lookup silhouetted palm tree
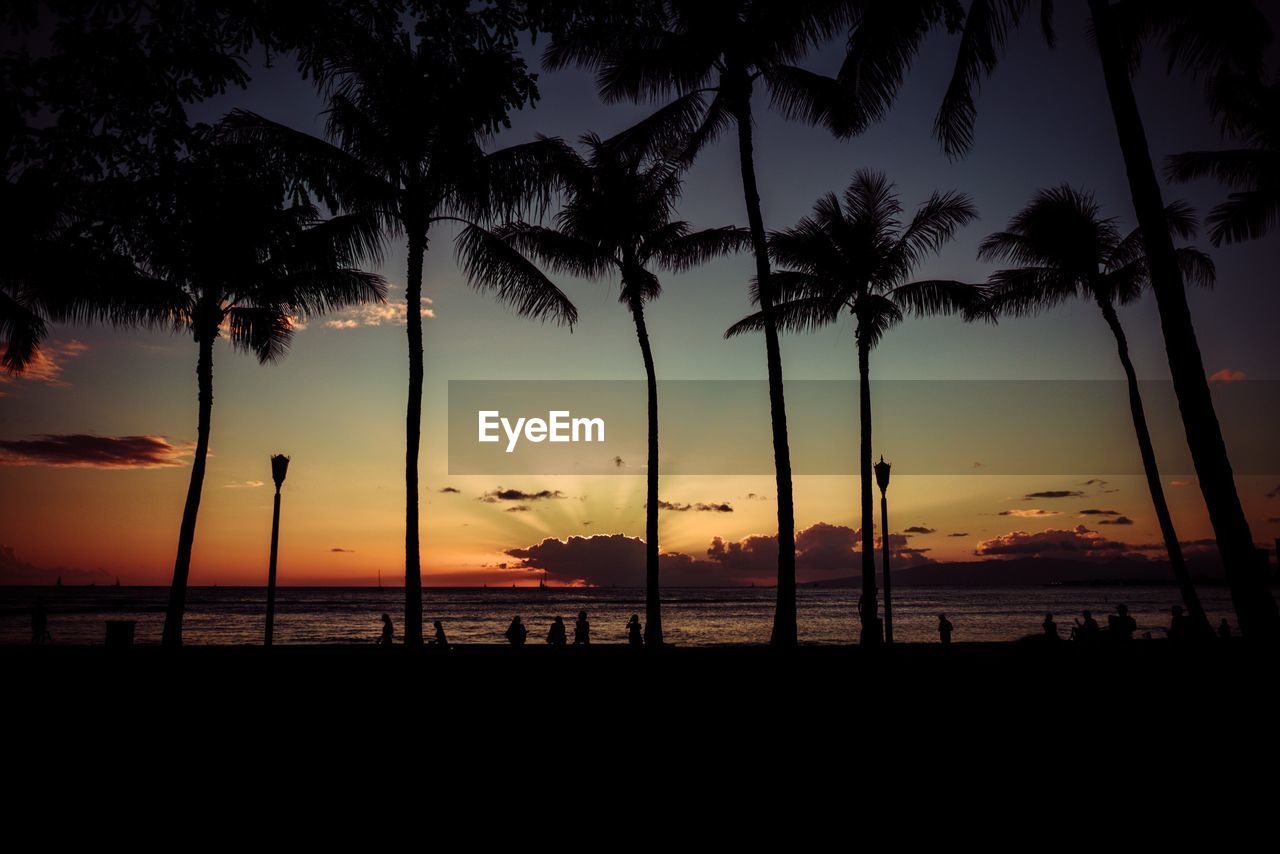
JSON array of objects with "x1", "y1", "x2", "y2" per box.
[
  {"x1": 727, "y1": 170, "x2": 979, "y2": 643},
  {"x1": 227, "y1": 23, "x2": 578, "y2": 647},
  {"x1": 0, "y1": 174, "x2": 146, "y2": 372},
  {"x1": 978, "y1": 186, "x2": 1216, "y2": 636},
  {"x1": 117, "y1": 141, "x2": 386, "y2": 647},
  {"x1": 497, "y1": 122, "x2": 750, "y2": 646},
  {"x1": 1167, "y1": 73, "x2": 1279, "y2": 246},
  {"x1": 547, "y1": 0, "x2": 885, "y2": 646},
  {"x1": 922, "y1": 0, "x2": 1279, "y2": 638}
]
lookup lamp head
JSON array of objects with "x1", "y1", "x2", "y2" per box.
[
  {"x1": 270, "y1": 454, "x2": 290, "y2": 490},
  {"x1": 874, "y1": 455, "x2": 891, "y2": 493}
]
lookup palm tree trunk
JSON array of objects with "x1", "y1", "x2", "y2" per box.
[
  {"x1": 1097, "y1": 295, "x2": 1212, "y2": 636},
  {"x1": 404, "y1": 230, "x2": 426, "y2": 649},
  {"x1": 629, "y1": 296, "x2": 663, "y2": 646},
  {"x1": 161, "y1": 321, "x2": 215, "y2": 648},
  {"x1": 857, "y1": 327, "x2": 879, "y2": 646},
  {"x1": 731, "y1": 95, "x2": 798, "y2": 647},
  {"x1": 1090, "y1": 0, "x2": 1278, "y2": 640}
]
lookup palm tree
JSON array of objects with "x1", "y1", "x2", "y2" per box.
[
  {"x1": 495, "y1": 122, "x2": 750, "y2": 646},
  {"x1": 111, "y1": 141, "x2": 386, "y2": 647},
  {"x1": 916, "y1": 0, "x2": 1279, "y2": 639},
  {"x1": 978, "y1": 186, "x2": 1217, "y2": 637},
  {"x1": 547, "y1": 0, "x2": 884, "y2": 646},
  {"x1": 727, "y1": 170, "x2": 979, "y2": 644},
  {"x1": 227, "y1": 22, "x2": 578, "y2": 647},
  {"x1": 1167, "y1": 73, "x2": 1280, "y2": 246}
]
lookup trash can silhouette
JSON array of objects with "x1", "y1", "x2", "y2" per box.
[{"x1": 105, "y1": 620, "x2": 136, "y2": 649}]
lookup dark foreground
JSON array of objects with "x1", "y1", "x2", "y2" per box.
[{"x1": 8, "y1": 641, "x2": 1279, "y2": 818}]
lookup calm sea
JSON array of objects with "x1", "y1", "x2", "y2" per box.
[{"x1": 0, "y1": 585, "x2": 1243, "y2": 645}]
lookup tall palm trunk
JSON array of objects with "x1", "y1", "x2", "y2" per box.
[
  {"x1": 856, "y1": 324, "x2": 878, "y2": 645},
  {"x1": 404, "y1": 229, "x2": 426, "y2": 649},
  {"x1": 1096, "y1": 295, "x2": 1211, "y2": 636},
  {"x1": 629, "y1": 295, "x2": 663, "y2": 646},
  {"x1": 161, "y1": 319, "x2": 215, "y2": 648},
  {"x1": 1090, "y1": 0, "x2": 1278, "y2": 640},
  {"x1": 731, "y1": 89, "x2": 798, "y2": 647}
]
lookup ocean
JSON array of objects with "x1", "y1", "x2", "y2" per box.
[{"x1": 0, "y1": 584, "x2": 1243, "y2": 645}]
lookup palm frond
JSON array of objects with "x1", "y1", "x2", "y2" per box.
[
  {"x1": 981, "y1": 266, "x2": 1083, "y2": 318},
  {"x1": 1165, "y1": 148, "x2": 1272, "y2": 188},
  {"x1": 1205, "y1": 189, "x2": 1279, "y2": 245},
  {"x1": 890, "y1": 278, "x2": 984, "y2": 317},
  {"x1": 495, "y1": 222, "x2": 615, "y2": 280},
  {"x1": 653, "y1": 225, "x2": 752, "y2": 273},
  {"x1": 225, "y1": 305, "x2": 294, "y2": 364},
  {"x1": 725, "y1": 295, "x2": 842, "y2": 339},
  {"x1": 455, "y1": 224, "x2": 578, "y2": 327}
]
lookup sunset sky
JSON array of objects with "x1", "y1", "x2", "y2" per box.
[{"x1": 2, "y1": 14, "x2": 1278, "y2": 587}]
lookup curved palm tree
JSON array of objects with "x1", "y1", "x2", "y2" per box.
[
  {"x1": 109, "y1": 141, "x2": 386, "y2": 647},
  {"x1": 227, "y1": 23, "x2": 578, "y2": 647},
  {"x1": 913, "y1": 0, "x2": 1279, "y2": 638},
  {"x1": 1167, "y1": 73, "x2": 1279, "y2": 246},
  {"x1": 547, "y1": 0, "x2": 879, "y2": 646},
  {"x1": 978, "y1": 186, "x2": 1216, "y2": 637},
  {"x1": 496, "y1": 124, "x2": 750, "y2": 646},
  {"x1": 727, "y1": 170, "x2": 979, "y2": 644}
]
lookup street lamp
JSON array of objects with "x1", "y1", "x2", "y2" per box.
[
  {"x1": 264, "y1": 454, "x2": 289, "y2": 648},
  {"x1": 874, "y1": 455, "x2": 893, "y2": 645}
]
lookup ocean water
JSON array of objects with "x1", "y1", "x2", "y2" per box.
[{"x1": 0, "y1": 585, "x2": 1244, "y2": 646}]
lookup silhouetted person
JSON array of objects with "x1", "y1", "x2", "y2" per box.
[
  {"x1": 505, "y1": 615, "x2": 527, "y2": 646},
  {"x1": 1218, "y1": 618, "x2": 1232, "y2": 640},
  {"x1": 31, "y1": 601, "x2": 50, "y2": 645},
  {"x1": 574, "y1": 610, "x2": 590, "y2": 645},
  {"x1": 379, "y1": 613, "x2": 394, "y2": 647},
  {"x1": 547, "y1": 616, "x2": 567, "y2": 647},
  {"x1": 433, "y1": 620, "x2": 449, "y2": 650},
  {"x1": 937, "y1": 614, "x2": 953, "y2": 646},
  {"x1": 1073, "y1": 610, "x2": 1100, "y2": 643},
  {"x1": 1108, "y1": 604, "x2": 1137, "y2": 642},
  {"x1": 1042, "y1": 612, "x2": 1059, "y2": 640},
  {"x1": 1168, "y1": 605, "x2": 1191, "y2": 644},
  {"x1": 627, "y1": 614, "x2": 643, "y2": 647}
]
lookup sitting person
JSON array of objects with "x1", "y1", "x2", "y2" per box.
[
  {"x1": 505, "y1": 615, "x2": 528, "y2": 646},
  {"x1": 1107, "y1": 604, "x2": 1137, "y2": 642}
]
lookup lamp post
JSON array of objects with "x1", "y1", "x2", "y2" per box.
[
  {"x1": 874, "y1": 455, "x2": 893, "y2": 645},
  {"x1": 264, "y1": 454, "x2": 289, "y2": 648}
]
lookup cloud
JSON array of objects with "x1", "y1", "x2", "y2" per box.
[
  {"x1": 331, "y1": 547, "x2": 354, "y2": 553},
  {"x1": 1078, "y1": 509, "x2": 1121, "y2": 516},
  {"x1": 325, "y1": 293, "x2": 434, "y2": 329},
  {"x1": 612, "y1": 456, "x2": 625, "y2": 468},
  {"x1": 1268, "y1": 517, "x2": 1280, "y2": 524},
  {"x1": 657, "y1": 500, "x2": 733, "y2": 513},
  {"x1": 0, "y1": 434, "x2": 191, "y2": 468},
  {"x1": 973, "y1": 461, "x2": 986, "y2": 469},
  {"x1": 480, "y1": 487, "x2": 566, "y2": 503},
  {"x1": 903, "y1": 525, "x2": 936, "y2": 535},
  {"x1": 1024, "y1": 490, "x2": 1084, "y2": 500},
  {"x1": 1208, "y1": 368, "x2": 1246, "y2": 383},
  {"x1": 999, "y1": 509, "x2": 1061, "y2": 518},
  {"x1": 742, "y1": 493, "x2": 769, "y2": 501},
  {"x1": 1267, "y1": 485, "x2": 1280, "y2": 499},
  {"x1": 975, "y1": 525, "x2": 1134, "y2": 557},
  {"x1": 1081, "y1": 479, "x2": 1109, "y2": 487},
  {"x1": 948, "y1": 532, "x2": 970, "y2": 537},
  {"x1": 506, "y1": 505, "x2": 530, "y2": 513},
  {"x1": 225, "y1": 480, "x2": 264, "y2": 488},
  {"x1": 439, "y1": 486, "x2": 462, "y2": 494},
  {"x1": 1170, "y1": 480, "x2": 1192, "y2": 488},
  {"x1": 1098, "y1": 516, "x2": 1134, "y2": 525},
  {"x1": 504, "y1": 522, "x2": 934, "y2": 587},
  {"x1": 0, "y1": 340, "x2": 88, "y2": 393},
  {"x1": 505, "y1": 534, "x2": 727, "y2": 587}
]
